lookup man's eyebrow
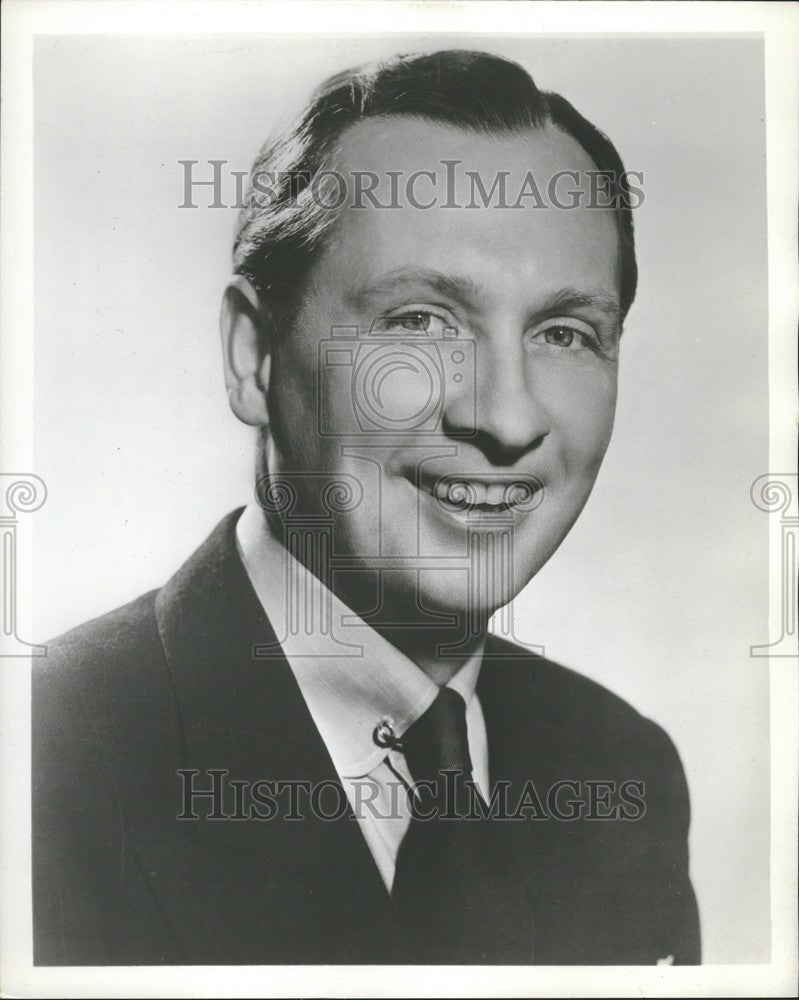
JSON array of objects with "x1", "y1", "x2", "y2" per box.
[
  {"x1": 345, "y1": 267, "x2": 481, "y2": 311},
  {"x1": 345, "y1": 270, "x2": 622, "y2": 323},
  {"x1": 535, "y1": 288, "x2": 622, "y2": 321}
]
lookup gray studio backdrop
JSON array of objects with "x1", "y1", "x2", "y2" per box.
[{"x1": 33, "y1": 34, "x2": 769, "y2": 963}]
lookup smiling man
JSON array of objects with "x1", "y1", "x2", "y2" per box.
[{"x1": 33, "y1": 50, "x2": 700, "y2": 966}]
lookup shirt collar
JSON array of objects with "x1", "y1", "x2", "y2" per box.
[{"x1": 236, "y1": 502, "x2": 485, "y2": 778}]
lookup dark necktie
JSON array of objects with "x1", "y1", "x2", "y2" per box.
[{"x1": 391, "y1": 687, "x2": 535, "y2": 963}]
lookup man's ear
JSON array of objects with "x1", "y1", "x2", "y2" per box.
[{"x1": 219, "y1": 275, "x2": 273, "y2": 427}]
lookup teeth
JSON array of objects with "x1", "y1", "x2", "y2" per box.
[
  {"x1": 449, "y1": 481, "x2": 484, "y2": 506},
  {"x1": 433, "y1": 480, "x2": 452, "y2": 501},
  {"x1": 486, "y1": 483, "x2": 506, "y2": 506},
  {"x1": 431, "y1": 480, "x2": 523, "y2": 509}
]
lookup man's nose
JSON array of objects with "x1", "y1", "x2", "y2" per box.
[{"x1": 443, "y1": 336, "x2": 551, "y2": 463}]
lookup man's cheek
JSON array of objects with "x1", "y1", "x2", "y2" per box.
[
  {"x1": 556, "y1": 407, "x2": 615, "y2": 484},
  {"x1": 579, "y1": 411, "x2": 615, "y2": 471},
  {"x1": 567, "y1": 377, "x2": 617, "y2": 455}
]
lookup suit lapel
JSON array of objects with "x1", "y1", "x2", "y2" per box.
[{"x1": 151, "y1": 511, "x2": 394, "y2": 960}]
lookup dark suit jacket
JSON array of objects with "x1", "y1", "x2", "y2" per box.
[{"x1": 32, "y1": 510, "x2": 700, "y2": 965}]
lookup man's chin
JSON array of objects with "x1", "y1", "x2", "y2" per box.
[
  {"x1": 333, "y1": 548, "x2": 544, "y2": 632},
  {"x1": 413, "y1": 569, "x2": 522, "y2": 625}
]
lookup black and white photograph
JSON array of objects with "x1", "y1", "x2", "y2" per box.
[{"x1": 1, "y1": 1, "x2": 796, "y2": 996}]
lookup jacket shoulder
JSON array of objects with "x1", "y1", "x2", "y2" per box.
[
  {"x1": 34, "y1": 590, "x2": 167, "y2": 711},
  {"x1": 43, "y1": 589, "x2": 160, "y2": 662},
  {"x1": 483, "y1": 636, "x2": 686, "y2": 775},
  {"x1": 32, "y1": 587, "x2": 175, "y2": 791}
]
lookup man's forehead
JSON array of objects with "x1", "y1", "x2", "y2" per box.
[
  {"x1": 333, "y1": 114, "x2": 601, "y2": 186},
  {"x1": 314, "y1": 115, "x2": 622, "y2": 311}
]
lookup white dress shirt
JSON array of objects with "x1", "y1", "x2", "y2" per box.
[{"x1": 236, "y1": 502, "x2": 488, "y2": 891}]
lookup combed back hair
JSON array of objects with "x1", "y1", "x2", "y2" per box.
[{"x1": 233, "y1": 49, "x2": 638, "y2": 325}]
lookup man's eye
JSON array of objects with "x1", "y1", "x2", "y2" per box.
[
  {"x1": 377, "y1": 311, "x2": 451, "y2": 336},
  {"x1": 543, "y1": 326, "x2": 577, "y2": 347},
  {"x1": 530, "y1": 319, "x2": 596, "y2": 351},
  {"x1": 392, "y1": 312, "x2": 431, "y2": 332}
]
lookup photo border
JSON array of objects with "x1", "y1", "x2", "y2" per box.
[{"x1": 1, "y1": 2, "x2": 796, "y2": 997}]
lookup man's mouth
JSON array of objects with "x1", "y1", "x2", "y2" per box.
[{"x1": 412, "y1": 473, "x2": 544, "y2": 514}]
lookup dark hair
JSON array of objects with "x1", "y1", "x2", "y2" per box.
[{"x1": 233, "y1": 49, "x2": 638, "y2": 323}]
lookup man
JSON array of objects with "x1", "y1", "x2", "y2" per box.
[{"x1": 32, "y1": 50, "x2": 700, "y2": 965}]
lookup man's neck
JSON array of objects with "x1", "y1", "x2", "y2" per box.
[
  {"x1": 320, "y1": 572, "x2": 487, "y2": 684},
  {"x1": 262, "y1": 508, "x2": 487, "y2": 684},
  {"x1": 362, "y1": 620, "x2": 486, "y2": 686}
]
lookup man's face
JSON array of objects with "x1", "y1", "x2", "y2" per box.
[{"x1": 263, "y1": 117, "x2": 622, "y2": 623}]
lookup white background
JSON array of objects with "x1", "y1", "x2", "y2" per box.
[{"x1": 31, "y1": 32, "x2": 770, "y2": 966}]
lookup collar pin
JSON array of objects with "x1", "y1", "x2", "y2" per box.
[{"x1": 373, "y1": 716, "x2": 404, "y2": 752}]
